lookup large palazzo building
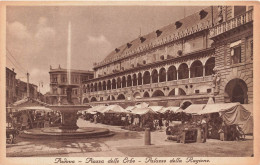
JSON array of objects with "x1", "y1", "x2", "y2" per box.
[{"x1": 82, "y1": 6, "x2": 253, "y2": 108}]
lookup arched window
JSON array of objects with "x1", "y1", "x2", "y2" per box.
[
  {"x1": 94, "y1": 83, "x2": 97, "y2": 92},
  {"x1": 159, "y1": 68, "x2": 166, "y2": 82},
  {"x1": 143, "y1": 91, "x2": 150, "y2": 97},
  {"x1": 90, "y1": 97, "x2": 97, "y2": 102},
  {"x1": 167, "y1": 66, "x2": 177, "y2": 81},
  {"x1": 98, "y1": 82, "x2": 102, "y2": 91},
  {"x1": 117, "y1": 77, "x2": 121, "y2": 88},
  {"x1": 112, "y1": 79, "x2": 116, "y2": 89},
  {"x1": 190, "y1": 60, "x2": 203, "y2": 78},
  {"x1": 152, "y1": 69, "x2": 158, "y2": 83},
  {"x1": 178, "y1": 63, "x2": 189, "y2": 79},
  {"x1": 138, "y1": 73, "x2": 142, "y2": 85},
  {"x1": 83, "y1": 98, "x2": 89, "y2": 103},
  {"x1": 133, "y1": 74, "x2": 137, "y2": 86},
  {"x1": 179, "y1": 88, "x2": 186, "y2": 95},
  {"x1": 127, "y1": 75, "x2": 132, "y2": 87},
  {"x1": 152, "y1": 90, "x2": 165, "y2": 97},
  {"x1": 107, "y1": 80, "x2": 111, "y2": 90},
  {"x1": 143, "y1": 71, "x2": 150, "y2": 84},
  {"x1": 117, "y1": 94, "x2": 126, "y2": 100},
  {"x1": 205, "y1": 57, "x2": 215, "y2": 76},
  {"x1": 86, "y1": 84, "x2": 90, "y2": 92},
  {"x1": 102, "y1": 81, "x2": 106, "y2": 90},
  {"x1": 90, "y1": 83, "x2": 94, "y2": 92},
  {"x1": 122, "y1": 76, "x2": 126, "y2": 88},
  {"x1": 168, "y1": 89, "x2": 175, "y2": 96}
]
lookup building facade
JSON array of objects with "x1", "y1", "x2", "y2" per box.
[
  {"x1": 82, "y1": 6, "x2": 253, "y2": 108},
  {"x1": 6, "y1": 67, "x2": 17, "y2": 106},
  {"x1": 15, "y1": 79, "x2": 38, "y2": 101},
  {"x1": 46, "y1": 65, "x2": 94, "y2": 105}
]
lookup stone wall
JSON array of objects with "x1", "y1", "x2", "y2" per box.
[{"x1": 213, "y1": 27, "x2": 253, "y2": 104}]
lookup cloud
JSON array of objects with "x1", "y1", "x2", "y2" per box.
[
  {"x1": 88, "y1": 35, "x2": 108, "y2": 44},
  {"x1": 7, "y1": 17, "x2": 56, "y2": 94},
  {"x1": 7, "y1": 21, "x2": 32, "y2": 40}
]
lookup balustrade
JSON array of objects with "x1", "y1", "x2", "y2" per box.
[{"x1": 209, "y1": 10, "x2": 253, "y2": 38}]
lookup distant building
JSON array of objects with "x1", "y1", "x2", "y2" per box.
[
  {"x1": 46, "y1": 65, "x2": 94, "y2": 105},
  {"x1": 82, "y1": 6, "x2": 253, "y2": 108},
  {"x1": 6, "y1": 67, "x2": 16, "y2": 106},
  {"x1": 15, "y1": 79, "x2": 38, "y2": 100}
]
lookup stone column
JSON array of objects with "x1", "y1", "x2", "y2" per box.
[
  {"x1": 176, "y1": 70, "x2": 179, "y2": 80},
  {"x1": 203, "y1": 66, "x2": 205, "y2": 77},
  {"x1": 188, "y1": 68, "x2": 191, "y2": 78}
]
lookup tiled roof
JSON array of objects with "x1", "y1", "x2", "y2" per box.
[{"x1": 96, "y1": 6, "x2": 218, "y2": 68}]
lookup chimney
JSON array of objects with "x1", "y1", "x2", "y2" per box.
[
  {"x1": 156, "y1": 30, "x2": 162, "y2": 37},
  {"x1": 140, "y1": 37, "x2": 146, "y2": 43},
  {"x1": 175, "y1": 21, "x2": 182, "y2": 29},
  {"x1": 127, "y1": 43, "x2": 132, "y2": 48},
  {"x1": 115, "y1": 48, "x2": 120, "y2": 53}
]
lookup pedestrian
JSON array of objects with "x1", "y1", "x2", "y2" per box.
[
  {"x1": 201, "y1": 115, "x2": 208, "y2": 142},
  {"x1": 159, "y1": 116, "x2": 163, "y2": 129},
  {"x1": 94, "y1": 114, "x2": 97, "y2": 124},
  {"x1": 21, "y1": 111, "x2": 29, "y2": 130}
]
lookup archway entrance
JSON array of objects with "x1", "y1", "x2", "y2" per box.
[{"x1": 225, "y1": 78, "x2": 248, "y2": 104}]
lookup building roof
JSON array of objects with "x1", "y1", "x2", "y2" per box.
[
  {"x1": 95, "y1": 6, "x2": 218, "y2": 68},
  {"x1": 49, "y1": 66, "x2": 94, "y2": 74},
  {"x1": 6, "y1": 67, "x2": 16, "y2": 75}
]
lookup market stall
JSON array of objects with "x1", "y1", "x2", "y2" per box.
[{"x1": 198, "y1": 102, "x2": 253, "y2": 139}]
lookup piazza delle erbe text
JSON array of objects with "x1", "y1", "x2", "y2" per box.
[{"x1": 5, "y1": 5, "x2": 254, "y2": 160}]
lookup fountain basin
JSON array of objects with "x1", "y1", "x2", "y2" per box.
[
  {"x1": 19, "y1": 127, "x2": 114, "y2": 139},
  {"x1": 47, "y1": 105, "x2": 90, "y2": 130}
]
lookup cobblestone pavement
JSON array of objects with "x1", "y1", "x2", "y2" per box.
[{"x1": 6, "y1": 118, "x2": 253, "y2": 157}]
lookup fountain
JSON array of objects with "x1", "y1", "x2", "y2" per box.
[{"x1": 20, "y1": 22, "x2": 113, "y2": 139}]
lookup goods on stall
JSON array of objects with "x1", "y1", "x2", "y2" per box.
[{"x1": 166, "y1": 122, "x2": 200, "y2": 143}]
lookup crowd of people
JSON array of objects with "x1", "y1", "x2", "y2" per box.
[
  {"x1": 6, "y1": 110, "x2": 62, "y2": 130},
  {"x1": 80, "y1": 111, "x2": 193, "y2": 131},
  {"x1": 6, "y1": 106, "x2": 245, "y2": 142}
]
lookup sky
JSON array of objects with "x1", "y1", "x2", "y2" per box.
[{"x1": 6, "y1": 5, "x2": 207, "y2": 94}]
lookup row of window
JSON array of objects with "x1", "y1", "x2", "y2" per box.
[{"x1": 85, "y1": 58, "x2": 215, "y2": 92}]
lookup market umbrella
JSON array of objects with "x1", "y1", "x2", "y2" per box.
[
  {"x1": 103, "y1": 105, "x2": 128, "y2": 113},
  {"x1": 82, "y1": 105, "x2": 107, "y2": 113},
  {"x1": 183, "y1": 104, "x2": 206, "y2": 115},
  {"x1": 160, "y1": 106, "x2": 181, "y2": 113},
  {"x1": 135, "y1": 102, "x2": 149, "y2": 108},
  {"x1": 125, "y1": 106, "x2": 135, "y2": 112},
  {"x1": 130, "y1": 107, "x2": 157, "y2": 115},
  {"x1": 16, "y1": 106, "x2": 53, "y2": 113},
  {"x1": 149, "y1": 106, "x2": 164, "y2": 113},
  {"x1": 198, "y1": 102, "x2": 239, "y2": 115}
]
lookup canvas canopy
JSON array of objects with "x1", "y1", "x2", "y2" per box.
[
  {"x1": 130, "y1": 107, "x2": 156, "y2": 115},
  {"x1": 102, "y1": 105, "x2": 127, "y2": 113},
  {"x1": 16, "y1": 106, "x2": 53, "y2": 113},
  {"x1": 149, "y1": 106, "x2": 164, "y2": 112},
  {"x1": 12, "y1": 97, "x2": 49, "y2": 107},
  {"x1": 135, "y1": 102, "x2": 149, "y2": 109},
  {"x1": 198, "y1": 102, "x2": 239, "y2": 115},
  {"x1": 199, "y1": 103, "x2": 253, "y2": 134},
  {"x1": 125, "y1": 106, "x2": 135, "y2": 112},
  {"x1": 159, "y1": 106, "x2": 181, "y2": 113},
  {"x1": 81, "y1": 105, "x2": 107, "y2": 114},
  {"x1": 183, "y1": 104, "x2": 206, "y2": 114},
  {"x1": 242, "y1": 104, "x2": 253, "y2": 116},
  {"x1": 219, "y1": 104, "x2": 252, "y2": 134}
]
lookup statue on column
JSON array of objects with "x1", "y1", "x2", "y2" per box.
[{"x1": 212, "y1": 67, "x2": 221, "y2": 95}]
